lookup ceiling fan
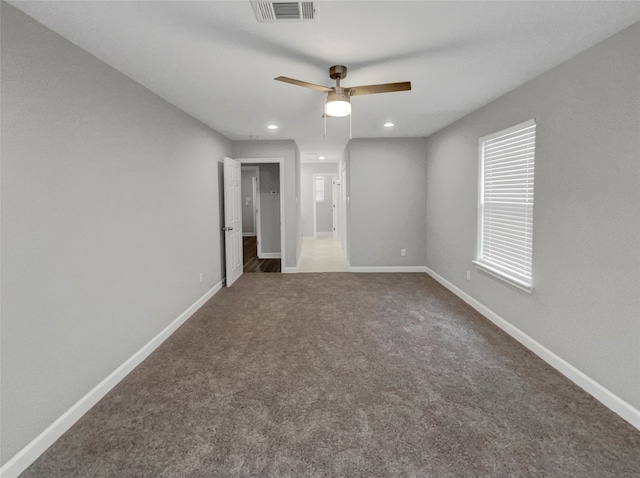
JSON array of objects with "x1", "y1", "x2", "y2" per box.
[{"x1": 275, "y1": 65, "x2": 411, "y2": 117}]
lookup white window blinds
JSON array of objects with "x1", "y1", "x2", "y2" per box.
[{"x1": 476, "y1": 119, "x2": 536, "y2": 290}]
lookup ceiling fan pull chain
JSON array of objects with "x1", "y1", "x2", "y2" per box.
[
  {"x1": 324, "y1": 114, "x2": 327, "y2": 140},
  {"x1": 349, "y1": 111, "x2": 352, "y2": 140}
]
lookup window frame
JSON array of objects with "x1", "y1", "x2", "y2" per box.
[{"x1": 474, "y1": 118, "x2": 536, "y2": 293}]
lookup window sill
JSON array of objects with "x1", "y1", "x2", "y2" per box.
[{"x1": 472, "y1": 261, "x2": 533, "y2": 294}]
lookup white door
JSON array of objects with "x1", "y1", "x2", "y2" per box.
[
  {"x1": 332, "y1": 178, "x2": 338, "y2": 240},
  {"x1": 224, "y1": 157, "x2": 243, "y2": 286}
]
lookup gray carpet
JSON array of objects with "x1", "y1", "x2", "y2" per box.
[{"x1": 21, "y1": 273, "x2": 640, "y2": 477}]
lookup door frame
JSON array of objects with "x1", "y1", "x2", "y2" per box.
[
  {"x1": 313, "y1": 173, "x2": 336, "y2": 238},
  {"x1": 238, "y1": 158, "x2": 285, "y2": 267},
  {"x1": 253, "y1": 175, "x2": 262, "y2": 257}
]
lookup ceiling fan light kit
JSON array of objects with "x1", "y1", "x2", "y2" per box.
[
  {"x1": 324, "y1": 87, "x2": 351, "y2": 117},
  {"x1": 275, "y1": 64, "x2": 411, "y2": 119}
]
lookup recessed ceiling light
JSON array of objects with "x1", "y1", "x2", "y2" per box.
[
  {"x1": 267, "y1": 124, "x2": 279, "y2": 130},
  {"x1": 384, "y1": 122, "x2": 395, "y2": 128},
  {"x1": 319, "y1": 156, "x2": 326, "y2": 160},
  {"x1": 249, "y1": 135, "x2": 259, "y2": 139}
]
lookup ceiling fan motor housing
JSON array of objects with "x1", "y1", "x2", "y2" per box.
[{"x1": 329, "y1": 65, "x2": 348, "y2": 80}]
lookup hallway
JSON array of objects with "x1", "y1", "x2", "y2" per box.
[{"x1": 298, "y1": 236, "x2": 349, "y2": 272}]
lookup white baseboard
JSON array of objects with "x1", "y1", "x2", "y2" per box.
[
  {"x1": 258, "y1": 252, "x2": 281, "y2": 259},
  {"x1": 424, "y1": 266, "x2": 640, "y2": 432},
  {"x1": 242, "y1": 233, "x2": 256, "y2": 237},
  {"x1": 316, "y1": 232, "x2": 332, "y2": 236},
  {"x1": 349, "y1": 266, "x2": 426, "y2": 273},
  {"x1": 0, "y1": 281, "x2": 224, "y2": 478}
]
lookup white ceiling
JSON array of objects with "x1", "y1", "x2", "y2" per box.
[{"x1": 10, "y1": 1, "x2": 640, "y2": 162}]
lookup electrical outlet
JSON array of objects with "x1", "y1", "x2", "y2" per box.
[
  {"x1": 466, "y1": 270, "x2": 471, "y2": 281},
  {"x1": 401, "y1": 249, "x2": 407, "y2": 257},
  {"x1": 199, "y1": 272, "x2": 203, "y2": 284}
]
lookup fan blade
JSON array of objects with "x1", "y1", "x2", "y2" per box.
[
  {"x1": 347, "y1": 82, "x2": 411, "y2": 96},
  {"x1": 274, "y1": 76, "x2": 333, "y2": 93}
]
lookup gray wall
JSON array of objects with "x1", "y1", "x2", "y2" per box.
[
  {"x1": 241, "y1": 168, "x2": 257, "y2": 234},
  {"x1": 425, "y1": 23, "x2": 640, "y2": 410},
  {"x1": 1, "y1": 3, "x2": 233, "y2": 465},
  {"x1": 232, "y1": 140, "x2": 300, "y2": 269},
  {"x1": 348, "y1": 138, "x2": 428, "y2": 267},
  {"x1": 300, "y1": 163, "x2": 338, "y2": 237}
]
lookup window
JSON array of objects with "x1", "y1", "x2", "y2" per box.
[
  {"x1": 315, "y1": 176, "x2": 325, "y2": 203},
  {"x1": 475, "y1": 119, "x2": 536, "y2": 292}
]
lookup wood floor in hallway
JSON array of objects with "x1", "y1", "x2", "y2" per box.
[{"x1": 243, "y1": 236, "x2": 281, "y2": 273}]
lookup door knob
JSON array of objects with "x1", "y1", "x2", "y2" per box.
[{"x1": 222, "y1": 226, "x2": 233, "y2": 231}]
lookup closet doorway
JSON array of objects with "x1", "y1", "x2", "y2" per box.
[{"x1": 240, "y1": 162, "x2": 282, "y2": 273}]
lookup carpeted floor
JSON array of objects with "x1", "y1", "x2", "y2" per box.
[{"x1": 21, "y1": 273, "x2": 640, "y2": 477}]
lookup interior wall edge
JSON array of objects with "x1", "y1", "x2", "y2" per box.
[
  {"x1": 424, "y1": 267, "x2": 640, "y2": 432},
  {"x1": 0, "y1": 281, "x2": 224, "y2": 478}
]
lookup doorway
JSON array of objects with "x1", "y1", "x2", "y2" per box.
[
  {"x1": 299, "y1": 169, "x2": 348, "y2": 272},
  {"x1": 239, "y1": 160, "x2": 283, "y2": 273},
  {"x1": 313, "y1": 174, "x2": 337, "y2": 238}
]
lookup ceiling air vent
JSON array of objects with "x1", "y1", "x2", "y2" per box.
[{"x1": 251, "y1": 2, "x2": 318, "y2": 22}]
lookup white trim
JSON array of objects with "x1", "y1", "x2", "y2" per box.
[
  {"x1": 253, "y1": 175, "x2": 261, "y2": 256},
  {"x1": 349, "y1": 266, "x2": 426, "y2": 273},
  {"x1": 424, "y1": 266, "x2": 640, "y2": 432},
  {"x1": 316, "y1": 232, "x2": 332, "y2": 236},
  {"x1": 0, "y1": 281, "x2": 224, "y2": 478},
  {"x1": 238, "y1": 158, "x2": 285, "y2": 271},
  {"x1": 478, "y1": 118, "x2": 536, "y2": 144},
  {"x1": 242, "y1": 233, "x2": 257, "y2": 237},
  {"x1": 473, "y1": 261, "x2": 533, "y2": 293},
  {"x1": 258, "y1": 252, "x2": 281, "y2": 259}
]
